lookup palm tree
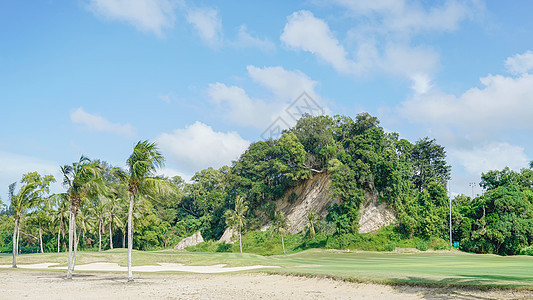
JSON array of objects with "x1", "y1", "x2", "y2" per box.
[
  {"x1": 225, "y1": 195, "x2": 248, "y2": 254},
  {"x1": 89, "y1": 196, "x2": 108, "y2": 252},
  {"x1": 50, "y1": 193, "x2": 70, "y2": 253},
  {"x1": 306, "y1": 210, "x2": 319, "y2": 241},
  {"x1": 272, "y1": 211, "x2": 289, "y2": 254},
  {"x1": 106, "y1": 194, "x2": 124, "y2": 250},
  {"x1": 122, "y1": 140, "x2": 170, "y2": 282},
  {"x1": 61, "y1": 156, "x2": 103, "y2": 279},
  {"x1": 9, "y1": 172, "x2": 53, "y2": 267}
]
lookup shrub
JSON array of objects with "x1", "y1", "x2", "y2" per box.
[
  {"x1": 520, "y1": 245, "x2": 533, "y2": 256},
  {"x1": 415, "y1": 239, "x2": 428, "y2": 251}
]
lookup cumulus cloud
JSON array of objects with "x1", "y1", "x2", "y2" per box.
[
  {"x1": 282, "y1": 2, "x2": 474, "y2": 91},
  {"x1": 186, "y1": 7, "x2": 222, "y2": 47},
  {"x1": 505, "y1": 50, "x2": 533, "y2": 75},
  {"x1": 208, "y1": 65, "x2": 327, "y2": 130},
  {"x1": 449, "y1": 143, "x2": 530, "y2": 175},
  {"x1": 70, "y1": 108, "x2": 135, "y2": 137},
  {"x1": 156, "y1": 122, "x2": 250, "y2": 174},
  {"x1": 87, "y1": 0, "x2": 177, "y2": 37},
  {"x1": 281, "y1": 11, "x2": 360, "y2": 75},
  {"x1": 399, "y1": 73, "x2": 533, "y2": 130}
]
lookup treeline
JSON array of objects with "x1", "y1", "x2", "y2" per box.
[{"x1": 1, "y1": 114, "x2": 532, "y2": 257}]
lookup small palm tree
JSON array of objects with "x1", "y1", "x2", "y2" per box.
[
  {"x1": 272, "y1": 211, "x2": 289, "y2": 254},
  {"x1": 61, "y1": 156, "x2": 103, "y2": 279},
  {"x1": 121, "y1": 140, "x2": 171, "y2": 282},
  {"x1": 225, "y1": 196, "x2": 248, "y2": 254},
  {"x1": 306, "y1": 210, "x2": 319, "y2": 241}
]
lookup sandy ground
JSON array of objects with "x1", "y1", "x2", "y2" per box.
[{"x1": 1, "y1": 269, "x2": 531, "y2": 300}]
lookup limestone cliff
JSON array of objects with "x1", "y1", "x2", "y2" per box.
[
  {"x1": 273, "y1": 172, "x2": 338, "y2": 234},
  {"x1": 357, "y1": 188, "x2": 396, "y2": 233}
]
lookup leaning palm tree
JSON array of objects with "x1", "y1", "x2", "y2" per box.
[
  {"x1": 272, "y1": 211, "x2": 289, "y2": 254},
  {"x1": 61, "y1": 156, "x2": 103, "y2": 279},
  {"x1": 121, "y1": 140, "x2": 171, "y2": 282},
  {"x1": 225, "y1": 195, "x2": 248, "y2": 254}
]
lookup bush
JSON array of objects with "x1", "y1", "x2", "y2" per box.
[
  {"x1": 382, "y1": 242, "x2": 396, "y2": 251},
  {"x1": 520, "y1": 245, "x2": 533, "y2": 256},
  {"x1": 415, "y1": 239, "x2": 428, "y2": 251}
]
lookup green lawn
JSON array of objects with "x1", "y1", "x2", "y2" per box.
[{"x1": 1, "y1": 249, "x2": 532, "y2": 289}]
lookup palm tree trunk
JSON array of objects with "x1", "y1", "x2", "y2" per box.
[
  {"x1": 127, "y1": 192, "x2": 134, "y2": 282},
  {"x1": 109, "y1": 221, "x2": 113, "y2": 249},
  {"x1": 39, "y1": 223, "x2": 43, "y2": 253},
  {"x1": 16, "y1": 227, "x2": 20, "y2": 256},
  {"x1": 281, "y1": 234, "x2": 285, "y2": 254},
  {"x1": 12, "y1": 217, "x2": 18, "y2": 268},
  {"x1": 239, "y1": 222, "x2": 242, "y2": 254},
  {"x1": 57, "y1": 226, "x2": 61, "y2": 253},
  {"x1": 67, "y1": 210, "x2": 75, "y2": 279},
  {"x1": 73, "y1": 227, "x2": 78, "y2": 271},
  {"x1": 98, "y1": 220, "x2": 102, "y2": 252}
]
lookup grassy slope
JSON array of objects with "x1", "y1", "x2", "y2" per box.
[{"x1": 1, "y1": 249, "x2": 532, "y2": 289}]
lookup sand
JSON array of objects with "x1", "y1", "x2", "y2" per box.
[{"x1": 1, "y1": 269, "x2": 531, "y2": 300}]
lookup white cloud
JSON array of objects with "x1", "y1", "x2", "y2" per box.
[
  {"x1": 208, "y1": 65, "x2": 327, "y2": 130},
  {"x1": 281, "y1": 10, "x2": 360, "y2": 75},
  {"x1": 87, "y1": 0, "x2": 177, "y2": 37},
  {"x1": 156, "y1": 122, "x2": 250, "y2": 174},
  {"x1": 330, "y1": 0, "x2": 471, "y2": 34},
  {"x1": 449, "y1": 143, "x2": 529, "y2": 176},
  {"x1": 505, "y1": 50, "x2": 533, "y2": 75},
  {"x1": 186, "y1": 7, "x2": 222, "y2": 47},
  {"x1": 70, "y1": 108, "x2": 135, "y2": 137},
  {"x1": 233, "y1": 25, "x2": 275, "y2": 52},
  {"x1": 399, "y1": 73, "x2": 533, "y2": 131}
]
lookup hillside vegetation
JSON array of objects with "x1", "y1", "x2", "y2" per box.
[{"x1": 1, "y1": 113, "x2": 532, "y2": 256}]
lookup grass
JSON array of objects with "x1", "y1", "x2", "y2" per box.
[{"x1": 1, "y1": 248, "x2": 532, "y2": 289}]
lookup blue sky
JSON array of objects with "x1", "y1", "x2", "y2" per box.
[{"x1": 1, "y1": 0, "x2": 533, "y2": 200}]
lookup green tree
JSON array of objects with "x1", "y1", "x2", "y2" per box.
[
  {"x1": 411, "y1": 137, "x2": 451, "y2": 191},
  {"x1": 306, "y1": 210, "x2": 319, "y2": 241},
  {"x1": 61, "y1": 156, "x2": 103, "y2": 279},
  {"x1": 225, "y1": 196, "x2": 248, "y2": 253}
]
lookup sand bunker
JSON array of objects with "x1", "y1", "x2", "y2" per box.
[{"x1": 0, "y1": 262, "x2": 279, "y2": 273}]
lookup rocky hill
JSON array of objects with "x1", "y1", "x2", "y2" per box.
[{"x1": 269, "y1": 173, "x2": 395, "y2": 234}]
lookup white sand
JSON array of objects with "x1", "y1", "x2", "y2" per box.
[{"x1": 0, "y1": 262, "x2": 279, "y2": 273}]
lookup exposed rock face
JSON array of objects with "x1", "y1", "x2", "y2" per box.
[
  {"x1": 218, "y1": 227, "x2": 235, "y2": 244},
  {"x1": 358, "y1": 189, "x2": 396, "y2": 233},
  {"x1": 274, "y1": 172, "x2": 339, "y2": 234},
  {"x1": 174, "y1": 231, "x2": 204, "y2": 250}
]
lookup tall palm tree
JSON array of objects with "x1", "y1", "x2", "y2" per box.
[
  {"x1": 61, "y1": 156, "x2": 103, "y2": 279},
  {"x1": 225, "y1": 195, "x2": 248, "y2": 254},
  {"x1": 106, "y1": 194, "x2": 124, "y2": 250},
  {"x1": 272, "y1": 211, "x2": 289, "y2": 254},
  {"x1": 50, "y1": 193, "x2": 70, "y2": 253},
  {"x1": 122, "y1": 140, "x2": 170, "y2": 282}
]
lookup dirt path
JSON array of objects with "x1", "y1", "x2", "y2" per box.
[{"x1": 1, "y1": 270, "x2": 531, "y2": 299}]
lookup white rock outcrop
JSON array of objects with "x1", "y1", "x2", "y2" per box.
[
  {"x1": 218, "y1": 227, "x2": 235, "y2": 244},
  {"x1": 174, "y1": 231, "x2": 204, "y2": 250},
  {"x1": 358, "y1": 189, "x2": 396, "y2": 233}
]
